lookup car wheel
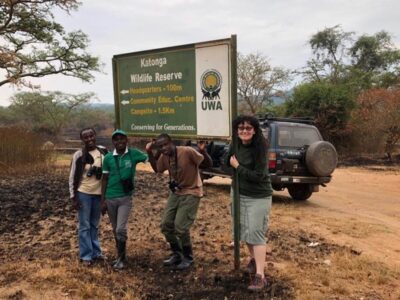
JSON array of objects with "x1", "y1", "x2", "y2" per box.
[
  {"x1": 306, "y1": 141, "x2": 337, "y2": 176},
  {"x1": 272, "y1": 184, "x2": 284, "y2": 191},
  {"x1": 288, "y1": 185, "x2": 312, "y2": 201}
]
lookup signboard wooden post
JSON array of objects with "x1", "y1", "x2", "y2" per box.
[{"x1": 112, "y1": 35, "x2": 240, "y2": 269}]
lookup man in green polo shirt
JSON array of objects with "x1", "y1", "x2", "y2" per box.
[{"x1": 101, "y1": 129, "x2": 148, "y2": 270}]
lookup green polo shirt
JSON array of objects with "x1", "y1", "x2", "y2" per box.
[{"x1": 103, "y1": 148, "x2": 148, "y2": 199}]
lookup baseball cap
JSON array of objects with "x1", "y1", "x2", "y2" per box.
[{"x1": 112, "y1": 129, "x2": 127, "y2": 138}]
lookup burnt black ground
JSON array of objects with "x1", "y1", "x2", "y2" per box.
[{"x1": 0, "y1": 169, "x2": 353, "y2": 299}]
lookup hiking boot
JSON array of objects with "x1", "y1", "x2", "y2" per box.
[
  {"x1": 247, "y1": 274, "x2": 267, "y2": 292},
  {"x1": 246, "y1": 258, "x2": 256, "y2": 274}
]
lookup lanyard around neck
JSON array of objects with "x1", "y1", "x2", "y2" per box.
[{"x1": 168, "y1": 147, "x2": 178, "y2": 182}]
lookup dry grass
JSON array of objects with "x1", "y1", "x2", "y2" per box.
[
  {"x1": 333, "y1": 251, "x2": 400, "y2": 285},
  {"x1": 54, "y1": 153, "x2": 73, "y2": 167},
  {"x1": 0, "y1": 259, "x2": 145, "y2": 299},
  {"x1": 0, "y1": 127, "x2": 54, "y2": 175}
]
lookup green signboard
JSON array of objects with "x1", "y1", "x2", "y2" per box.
[{"x1": 112, "y1": 37, "x2": 236, "y2": 139}]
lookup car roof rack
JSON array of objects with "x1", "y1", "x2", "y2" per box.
[{"x1": 256, "y1": 114, "x2": 315, "y2": 125}]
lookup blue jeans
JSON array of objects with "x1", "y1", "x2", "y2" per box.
[{"x1": 78, "y1": 192, "x2": 102, "y2": 261}]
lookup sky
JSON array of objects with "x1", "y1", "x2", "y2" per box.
[{"x1": 1, "y1": 0, "x2": 399, "y2": 106}]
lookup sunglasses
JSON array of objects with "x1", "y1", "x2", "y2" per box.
[{"x1": 238, "y1": 126, "x2": 254, "y2": 132}]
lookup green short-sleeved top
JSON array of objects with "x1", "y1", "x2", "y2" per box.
[{"x1": 102, "y1": 147, "x2": 148, "y2": 199}]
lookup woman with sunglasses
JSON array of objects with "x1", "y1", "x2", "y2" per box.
[{"x1": 227, "y1": 115, "x2": 273, "y2": 291}]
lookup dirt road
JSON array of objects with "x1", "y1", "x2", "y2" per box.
[
  {"x1": 0, "y1": 165, "x2": 399, "y2": 299},
  {"x1": 271, "y1": 167, "x2": 400, "y2": 266}
]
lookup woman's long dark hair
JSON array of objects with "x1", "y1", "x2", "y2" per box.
[{"x1": 232, "y1": 115, "x2": 267, "y2": 164}]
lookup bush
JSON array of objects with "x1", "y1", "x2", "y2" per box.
[
  {"x1": 349, "y1": 88, "x2": 400, "y2": 158},
  {"x1": 285, "y1": 82, "x2": 355, "y2": 150}
]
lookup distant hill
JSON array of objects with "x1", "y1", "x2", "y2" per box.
[
  {"x1": 271, "y1": 96, "x2": 285, "y2": 105},
  {"x1": 272, "y1": 89, "x2": 293, "y2": 105},
  {"x1": 86, "y1": 103, "x2": 115, "y2": 112}
]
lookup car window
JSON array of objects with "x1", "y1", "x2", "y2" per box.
[{"x1": 278, "y1": 126, "x2": 321, "y2": 147}]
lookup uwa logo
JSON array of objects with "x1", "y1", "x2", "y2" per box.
[{"x1": 200, "y1": 69, "x2": 223, "y2": 111}]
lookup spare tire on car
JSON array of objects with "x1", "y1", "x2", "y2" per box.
[{"x1": 305, "y1": 141, "x2": 337, "y2": 176}]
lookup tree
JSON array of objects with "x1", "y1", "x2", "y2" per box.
[
  {"x1": 10, "y1": 91, "x2": 94, "y2": 136},
  {"x1": 298, "y1": 26, "x2": 400, "y2": 152},
  {"x1": 0, "y1": 105, "x2": 16, "y2": 124},
  {"x1": 303, "y1": 25, "x2": 400, "y2": 89},
  {"x1": 349, "y1": 31, "x2": 400, "y2": 88},
  {"x1": 303, "y1": 25, "x2": 353, "y2": 84},
  {"x1": 285, "y1": 82, "x2": 355, "y2": 145},
  {"x1": 0, "y1": 0, "x2": 101, "y2": 87},
  {"x1": 69, "y1": 106, "x2": 114, "y2": 133},
  {"x1": 237, "y1": 52, "x2": 291, "y2": 114},
  {"x1": 350, "y1": 88, "x2": 400, "y2": 159}
]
